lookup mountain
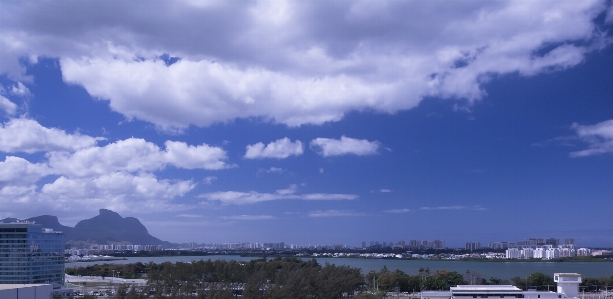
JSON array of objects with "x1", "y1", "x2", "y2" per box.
[
  {"x1": 1, "y1": 209, "x2": 170, "y2": 247},
  {"x1": 71, "y1": 209, "x2": 169, "y2": 246},
  {"x1": 27, "y1": 215, "x2": 74, "y2": 238}
]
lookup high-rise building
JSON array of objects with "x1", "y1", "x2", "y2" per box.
[
  {"x1": 0, "y1": 222, "x2": 65, "y2": 288},
  {"x1": 546, "y1": 238, "x2": 559, "y2": 246},
  {"x1": 433, "y1": 240, "x2": 445, "y2": 249},
  {"x1": 465, "y1": 242, "x2": 481, "y2": 251}
]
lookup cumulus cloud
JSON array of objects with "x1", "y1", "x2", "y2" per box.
[
  {"x1": 0, "y1": 171, "x2": 194, "y2": 213},
  {"x1": 0, "y1": 156, "x2": 51, "y2": 184},
  {"x1": 0, "y1": 120, "x2": 231, "y2": 214},
  {"x1": 570, "y1": 119, "x2": 613, "y2": 157},
  {"x1": 245, "y1": 138, "x2": 303, "y2": 159},
  {"x1": 0, "y1": 118, "x2": 104, "y2": 153},
  {"x1": 164, "y1": 141, "x2": 232, "y2": 170},
  {"x1": 47, "y1": 138, "x2": 231, "y2": 177},
  {"x1": 308, "y1": 210, "x2": 364, "y2": 218},
  {"x1": 420, "y1": 205, "x2": 487, "y2": 211},
  {"x1": 0, "y1": 1, "x2": 608, "y2": 128},
  {"x1": 310, "y1": 136, "x2": 380, "y2": 157},
  {"x1": 199, "y1": 189, "x2": 358, "y2": 205},
  {"x1": 0, "y1": 96, "x2": 17, "y2": 115}
]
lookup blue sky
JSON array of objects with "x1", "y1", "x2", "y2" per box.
[{"x1": 1, "y1": 1, "x2": 612, "y2": 247}]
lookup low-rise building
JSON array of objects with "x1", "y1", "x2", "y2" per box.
[{"x1": 422, "y1": 273, "x2": 582, "y2": 299}]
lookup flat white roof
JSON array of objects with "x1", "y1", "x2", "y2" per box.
[
  {"x1": 0, "y1": 284, "x2": 51, "y2": 290},
  {"x1": 451, "y1": 285, "x2": 522, "y2": 292}
]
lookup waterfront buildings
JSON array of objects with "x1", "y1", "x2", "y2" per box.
[
  {"x1": 0, "y1": 222, "x2": 64, "y2": 288},
  {"x1": 505, "y1": 245, "x2": 579, "y2": 260}
]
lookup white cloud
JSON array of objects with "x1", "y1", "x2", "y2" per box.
[
  {"x1": 310, "y1": 136, "x2": 380, "y2": 157},
  {"x1": 203, "y1": 176, "x2": 217, "y2": 185},
  {"x1": 276, "y1": 184, "x2": 297, "y2": 195},
  {"x1": 383, "y1": 208, "x2": 410, "y2": 214},
  {"x1": 308, "y1": 210, "x2": 363, "y2": 218},
  {"x1": 569, "y1": 120, "x2": 613, "y2": 157},
  {"x1": 11, "y1": 82, "x2": 31, "y2": 96},
  {"x1": 0, "y1": 118, "x2": 104, "y2": 153},
  {"x1": 420, "y1": 205, "x2": 487, "y2": 211},
  {"x1": 0, "y1": 96, "x2": 17, "y2": 115},
  {"x1": 245, "y1": 137, "x2": 303, "y2": 159},
  {"x1": 0, "y1": 172, "x2": 195, "y2": 214},
  {"x1": 164, "y1": 141, "x2": 231, "y2": 170},
  {"x1": 0, "y1": 156, "x2": 50, "y2": 184},
  {"x1": 39, "y1": 172, "x2": 194, "y2": 211},
  {"x1": 0, "y1": 120, "x2": 231, "y2": 214},
  {"x1": 47, "y1": 138, "x2": 231, "y2": 177},
  {"x1": 220, "y1": 215, "x2": 276, "y2": 220},
  {"x1": 379, "y1": 189, "x2": 392, "y2": 193},
  {"x1": 606, "y1": 5, "x2": 613, "y2": 24},
  {"x1": 199, "y1": 189, "x2": 358, "y2": 205},
  {"x1": 0, "y1": 1, "x2": 607, "y2": 128}
]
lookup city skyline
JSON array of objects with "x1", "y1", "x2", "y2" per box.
[{"x1": 1, "y1": 1, "x2": 613, "y2": 247}]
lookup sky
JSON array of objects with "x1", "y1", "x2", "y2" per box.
[{"x1": 1, "y1": 1, "x2": 613, "y2": 248}]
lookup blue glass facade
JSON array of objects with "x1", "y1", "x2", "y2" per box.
[{"x1": 0, "y1": 223, "x2": 65, "y2": 288}]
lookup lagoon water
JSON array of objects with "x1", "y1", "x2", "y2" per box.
[{"x1": 66, "y1": 256, "x2": 613, "y2": 280}]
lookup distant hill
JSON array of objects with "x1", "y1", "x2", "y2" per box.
[{"x1": 1, "y1": 209, "x2": 170, "y2": 247}]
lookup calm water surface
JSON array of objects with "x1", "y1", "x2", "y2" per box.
[{"x1": 66, "y1": 256, "x2": 613, "y2": 280}]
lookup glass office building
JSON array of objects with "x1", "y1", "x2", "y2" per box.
[{"x1": 0, "y1": 222, "x2": 65, "y2": 288}]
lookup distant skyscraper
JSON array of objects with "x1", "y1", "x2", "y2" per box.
[
  {"x1": 433, "y1": 240, "x2": 445, "y2": 249},
  {"x1": 465, "y1": 242, "x2": 481, "y2": 251},
  {"x1": 564, "y1": 238, "x2": 575, "y2": 245},
  {"x1": 546, "y1": 238, "x2": 559, "y2": 246}
]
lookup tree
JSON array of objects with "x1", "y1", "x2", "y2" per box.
[
  {"x1": 50, "y1": 292, "x2": 63, "y2": 299},
  {"x1": 527, "y1": 272, "x2": 554, "y2": 290},
  {"x1": 421, "y1": 276, "x2": 447, "y2": 290}
]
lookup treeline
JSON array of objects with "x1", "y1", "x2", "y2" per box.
[
  {"x1": 66, "y1": 262, "x2": 149, "y2": 279},
  {"x1": 146, "y1": 257, "x2": 363, "y2": 298}
]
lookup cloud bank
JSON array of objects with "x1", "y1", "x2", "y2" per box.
[{"x1": 0, "y1": 1, "x2": 609, "y2": 130}]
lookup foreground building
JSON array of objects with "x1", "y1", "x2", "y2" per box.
[
  {"x1": 0, "y1": 222, "x2": 65, "y2": 288},
  {"x1": 422, "y1": 273, "x2": 582, "y2": 299},
  {"x1": 0, "y1": 284, "x2": 53, "y2": 299}
]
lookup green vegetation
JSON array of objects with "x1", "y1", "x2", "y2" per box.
[
  {"x1": 66, "y1": 262, "x2": 150, "y2": 279},
  {"x1": 146, "y1": 257, "x2": 363, "y2": 298}
]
